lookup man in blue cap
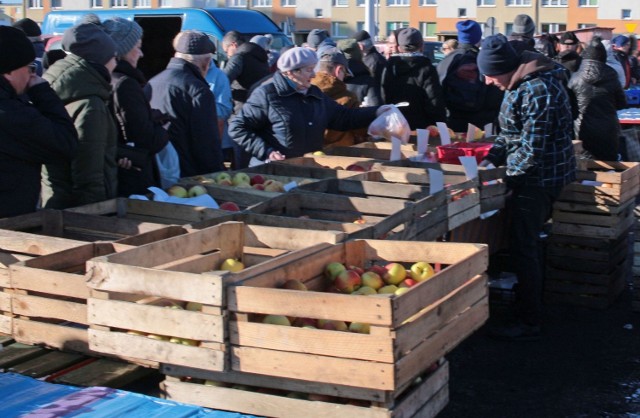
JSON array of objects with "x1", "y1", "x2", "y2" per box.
[
  {"x1": 477, "y1": 34, "x2": 576, "y2": 341},
  {"x1": 611, "y1": 35, "x2": 633, "y2": 88}
]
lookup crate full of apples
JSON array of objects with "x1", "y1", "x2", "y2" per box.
[
  {"x1": 84, "y1": 221, "x2": 344, "y2": 370},
  {"x1": 227, "y1": 239, "x2": 488, "y2": 394}
]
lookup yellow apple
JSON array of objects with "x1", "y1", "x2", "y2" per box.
[
  {"x1": 317, "y1": 319, "x2": 348, "y2": 331},
  {"x1": 378, "y1": 284, "x2": 399, "y2": 294},
  {"x1": 262, "y1": 315, "x2": 291, "y2": 326},
  {"x1": 348, "y1": 322, "x2": 370, "y2": 334},
  {"x1": 361, "y1": 271, "x2": 384, "y2": 290},
  {"x1": 167, "y1": 185, "x2": 188, "y2": 198},
  {"x1": 281, "y1": 279, "x2": 308, "y2": 291},
  {"x1": 313, "y1": 151, "x2": 326, "y2": 156},
  {"x1": 220, "y1": 258, "x2": 244, "y2": 272},
  {"x1": 383, "y1": 262, "x2": 406, "y2": 285},
  {"x1": 185, "y1": 301, "x2": 203, "y2": 311},
  {"x1": 351, "y1": 285, "x2": 377, "y2": 295},
  {"x1": 324, "y1": 262, "x2": 346, "y2": 281},
  {"x1": 394, "y1": 287, "x2": 410, "y2": 296},
  {"x1": 188, "y1": 185, "x2": 207, "y2": 197},
  {"x1": 410, "y1": 261, "x2": 435, "y2": 282}
]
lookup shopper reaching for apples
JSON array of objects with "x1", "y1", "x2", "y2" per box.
[{"x1": 229, "y1": 47, "x2": 387, "y2": 166}]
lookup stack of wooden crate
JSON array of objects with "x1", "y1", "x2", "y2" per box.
[
  {"x1": 633, "y1": 204, "x2": 640, "y2": 313},
  {"x1": 161, "y1": 239, "x2": 489, "y2": 417},
  {"x1": 546, "y1": 161, "x2": 639, "y2": 309}
]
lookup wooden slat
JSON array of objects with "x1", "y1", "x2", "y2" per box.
[
  {"x1": 0, "y1": 315, "x2": 11, "y2": 334},
  {"x1": 52, "y1": 357, "x2": 155, "y2": 388},
  {"x1": 9, "y1": 350, "x2": 87, "y2": 378},
  {"x1": 12, "y1": 294, "x2": 87, "y2": 324},
  {"x1": 0, "y1": 343, "x2": 48, "y2": 370},
  {"x1": 11, "y1": 264, "x2": 90, "y2": 299},
  {"x1": 13, "y1": 319, "x2": 89, "y2": 354},
  {"x1": 0, "y1": 230, "x2": 84, "y2": 256}
]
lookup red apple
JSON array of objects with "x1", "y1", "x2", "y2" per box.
[
  {"x1": 250, "y1": 174, "x2": 265, "y2": 185},
  {"x1": 346, "y1": 164, "x2": 366, "y2": 172},
  {"x1": 367, "y1": 265, "x2": 387, "y2": 278},
  {"x1": 220, "y1": 201, "x2": 240, "y2": 211},
  {"x1": 383, "y1": 262, "x2": 406, "y2": 285},
  {"x1": 252, "y1": 183, "x2": 265, "y2": 190},
  {"x1": 399, "y1": 278, "x2": 418, "y2": 288},
  {"x1": 361, "y1": 271, "x2": 384, "y2": 290},
  {"x1": 334, "y1": 269, "x2": 362, "y2": 293},
  {"x1": 348, "y1": 265, "x2": 365, "y2": 275}
]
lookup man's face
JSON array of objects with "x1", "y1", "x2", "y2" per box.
[
  {"x1": 484, "y1": 72, "x2": 513, "y2": 91},
  {"x1": 223, "y1": 42, "x2": 238, "y2": 57},
  {"x1": 559, "y1": 43, "x2": 578, "y2": 52},
  {"x1": 615, "y1": 43, "x2": 631, "y2": 54},
  {"x1": 3, "y1": 64, "x2": 33, "y2": 95}
]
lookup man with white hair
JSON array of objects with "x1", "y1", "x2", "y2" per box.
[{"x1": 146, "y1": 30, "x2": 223, "y2": 177}]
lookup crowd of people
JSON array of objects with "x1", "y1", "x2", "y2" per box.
[{"x1": 1, "y1": 14, "x2": 639, "y2": 341}]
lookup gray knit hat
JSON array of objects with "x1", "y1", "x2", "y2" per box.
[
  {"x1": 277, "y1": 46, "x2": 318, "y2": 72},
  {"x1": 511, "y1": 14, "x2": 535, "y2": 38},
  {"x1": 103, "y1": 17, "x2": 143, "y2": 58},
  {"x1": 62, "y1": 23, "x2": 117, "y2": 65}
]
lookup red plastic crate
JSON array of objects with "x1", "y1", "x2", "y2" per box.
[{"x1": 437, "y1": 142, "x2": 494, "y2": 164}]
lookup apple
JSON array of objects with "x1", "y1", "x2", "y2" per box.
[
  {"x1": 361, "y1": 271, "x2": 384, "y2": 290},
  {"x1": 351, "y1": 286, "x2": 377, "y2": 295},
  {"x1": 147, "y1": 334, "x2": 170, "y2": 341},
  {"x1": 324, "y1": 262, "x2": 346, "y2": 281},
  {"x1": 349, "y1": 322, "x2": 370, "y2": 334},
  {"x1": 307, "y1": 393, "x2": 336, "y2": 402},
  {"x1": 264, "y1": 179, "x2": 285, "y2": 192},
  {"x1": 126, "y1": 330, "x2": 145, "y2": 336},
  {"x1": 235, "y1": 182, "x2": 253, "y2": 189},
  {"x1": 232, "y1": 172, "x2": 251, "y2": 186},
  {"x1": 252, "y1": 183, "x2": 265, "y2": 190},
  {"x1": 394, "y1": 287, "x2": 410, "y2": 296},
  {"x1": 410, "y1": 261, "x2": 435, "y2": 283},
  {"x1": 217, "y1": 179, "x2": 233, "y2": 186},
  {"x1": 169, "y1": 336, "x2": 182, "y2": 344},
  {"x1": 312, "y1": 151, "x2": 326, "y2": 156},
  {"x1": 286, "y1": 392, "x2": 308, "y2": 399},
  {"x1": 219, "y1": 201, "x2": 241, "y2": 211},
  {"x1": 262, "y1": 314, "x2": 291, "y2": 326},
  {"x1": 250, "y1": 174, "x2": 265, "y2": 185},
  {"x1": 180, "y1": 338, "x2": 199, "y2": 346},
  {"x1": 293, "y1": 317, "x2": 318, "y2": 328},
  {"x1": 220, "y1": 258, "x2": 245, "y2": 272},
  {"x1": 215, "y1": 172, "x2": 232, "y2": 184},
  {"x1": 348, "y1": 265, "x2": 365, "y2": 275},
  {"x1": 474, "y1": 129, "x2": 485, "y2": 140},
  {"x1": 383, "y1": 262, "x2": 406, "y2": 285},
  {"x1": 282, "y1": 279, "x2": 307, "y2": 291},
  {"x1": 353, "y1": 219, "x2": 366, "y2": 224},
  {"x1": 367, "y1": 265, "x2": 387, "y2": 277},
  {"x1": 167, "y1": 185, "x2": 188, "y2": 198},
  {"x1": 334, "y1": 269, "x2": 362, "y2": 293},
  {"x1": 185, "y1": 301, "x2": 203, "y2": 311},
  {"x1": 426, "y1": 125, "x2": 439, "y2": 138},
  {"x1": 399, "y1": 278, "x2": 418, "y2": 288},
  {"x1": 317, "y1": 319, "x2": 348, "y2": 331},
  {"x1": 346, "y1": 163, "x2": 366, "y2": 172},
  {"x1": 378, "y1": 284, "x2": 399, "y2": 294},
  {"x1": 204, "y1": 380, "x2": 227, "y2": 387},
  {"x1": 188, "y1": 185, "x2": 207, "y2": 197}
]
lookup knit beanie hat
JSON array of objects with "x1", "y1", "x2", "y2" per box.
[
  {"x1": 353, "y1": 30, "x2": 371, "y2": 42},
  {"x1": 560, "y1": 31, "x2": 579, "y2": 46},
  {"x1": 277, "y1": 46, "x2": 318, "y2": 72},
  {"x1": 456, "y1": 20, "x2": 482, "y2": 45},
  {"x1": 173, "y1": 30, "x2": 216, "y2": 55},
  {"x1": 478, "y1": 34, "x2": 520, "y2": 76},
  {"x1": 250, "y1": 35, "x2": 270, "y2": 51},
  {"x1": 582, "y1": 38, "x2": 607, "y2": 63},
  {"x1": 62, "y1": 23, "x2": 117, "y2": 65},
  {"x1": 307, "y1": 29, "x2": 329, "y2": 49},
  {"x1": 397, "y1": 27, "x2": 424, "y2": 51},
  {"x1": 511, "y1": 14, "x2": 535, "y2": 38},
  {"x1": 12, "y1": 18, "x2": 41, "y2": 37},
  {"x1": 103, "y1": 17, "x2": 143, "y2": 58},
  {"x1": 0, "y1": 26, "x2": 36, "y2": 74}
]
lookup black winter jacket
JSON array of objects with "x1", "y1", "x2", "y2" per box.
[
  {"x1": 147, "y1": 58, "x2": 223, "y2": 177},
  {"x1": 224, "y1": 42, "x2": 271, "y2": 109},
  {"x1": 111, "y1": 60, "x2": 169, "y2": 196},
  {"x1": 0, "y1": 78, "x2": 77, "y2": 217},
  {"x1": 381, "y1": 53, "x2": 446, "y2": 130},
  {"x1": 229, "y1": 71, "x2": 378, "y2": 164},
  {"x1": 345, "y1": 59, "x2": 382, "y2": 106},
  {"x1": 568, "y1": 59, "x2": 627, "y2": 161}
]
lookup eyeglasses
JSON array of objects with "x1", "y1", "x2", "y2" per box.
[{"x1": 28, "y1": 62, "x2": 37, "y2": 74}]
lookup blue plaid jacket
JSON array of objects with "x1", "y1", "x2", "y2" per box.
[{"x1": 486, "y1": 52, "x2": 576, "y2": 188}]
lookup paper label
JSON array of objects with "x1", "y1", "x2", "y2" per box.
[
  {"x1": 390, "y1": 137, "x2": 402, "y2": 161},
  {"x1": 283, "y1": 181, "x2": 298, "y2": 192},
  {"x1": 436, "y1": 122, "x2": 451, "y2": 145},
  {"x1": 484, "y1": 123, "x2": 493, "y2": 137},
  {"x1": 416, "y1": 128, "x2": 428, "y2": 154},
  {"x1": 459, "y1": 156, "x2": 478, "y2": 180},
  {"x1": 466, "y1": 124, "x2": 476, "y2": 142},
  {"x1": 428, "y1": 168, "x2": 444, "y2": 195}
]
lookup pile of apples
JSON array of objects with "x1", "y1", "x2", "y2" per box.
[
  {"x1": 166, "y1": 184, "x2": 207, "y2": 198},
  {"x1": 426, "y1": 125, "x2": 485, "y2": 142}
]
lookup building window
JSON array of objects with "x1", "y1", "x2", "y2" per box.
[
  {"x1": 227, "y1": 0, "x2": 246, "y2": 6},
  {"x1": 420, "y1": 0, "x2": 437, "y2": 5},
  {"x1": 281, "y1": 0, "x2": 296, "y2": 6},
  {"x1": 477, "y1": 0, "x2": 495, "y2": 5},
  {"x1": 386, "y1": 21, "x2": 408, "y2": 36},
  {"x1": 578, "y1": 23, "x2": 596, "y2": 29},
  {"x1": 387, "y1": 0, "x2": 409, "y2": 6},
  {"x1": 112, "y1": 0, "x2": 127, "y2": 7},
  {"x1": 159, "y1": 0, "x2": 172, "y2": 6},
  {"x1": 506, "y1": 0, "x2": 531, "y2": 5},
  {"x1": 458, "y1": 8, "x2": 467, "y2": 17},
  {"x1": 91, "y1": 0, "x2": 103, "y2": 7},
  {"x1": 419, "y1": 22, "x2": 437, "y2": 37},
  {"x1": 541, "y1": 0, "x2": 566, "y2": 5},
  {"x1": 315, "y1": 9, "x2": 323, "y2": 18},
  {"x1": 333, "y1": 0, "x2": 348, "y2": 6},
  {"x1": 622, "y1": 9, "x2": 632, "y2": 20},
  {"x1": 51, "y1": 0, "x2": 61, "y2": 7},
  {"x1": 134, "y1": 0, "x2": 150, "y2": 6},
  {"x1": 505, "y1": 23, "x2": 513, "y2": 34},
  {"x1": 29, "y1": 0, "x2": 42, "y2": 7},
  {"x1": 252, "y1": 0, "x2": 272, "y2": 6},
  {"x1": 332, "y1": 22, "x2": 349, "y2": 38},
  {"x1": 578, "y1": 0, "x2": 597, "y2": 5},
  {"x1": 356, "y1": 21, "x2": 364, "y2": 31},
  {"x1": 541, "y1": 23, "x2": 566, "y2": 33}
]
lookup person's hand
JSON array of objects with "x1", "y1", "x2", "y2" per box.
[
  {"x1": 118, "y1": 157, "x2": 140, "y2": 171},
  {"x1": 267, "y1": 150, "x2": 285, "y2": 162},
  {"x1": 376, "y1": 105, "x2": 393, "y2": 117}
]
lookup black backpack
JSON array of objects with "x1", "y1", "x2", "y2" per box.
[{"x1": 442, "y1": 50, "x2": 487, "y2": 113}]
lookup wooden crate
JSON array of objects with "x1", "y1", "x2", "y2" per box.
[
  {"x1": 66, "y1": 198, "x2": 229, "y2": 225},
  {"x1": 0, "y1": 209, "x2": 169, "y2": 242},
  {"x1": 0, "y1": 231, "x2": 86, "y2": 335},
  {"x1": 278, "y1": 155, "x2": 380, "y2": 172},
  {"x1": 85, "y1": 222, "x2": 344, "y2": 371},
  {"x1": 246, "y1": 190, "x2": 421, "y2": 240},
  {"x1": 552, "y1": 198, "x2": 635, "y2": 240},
  {"x1": 374, "y1": 159, "x2": 506, "y2": 213},
  {"x1": 240, "y1": 160, "x2": 369, "y2": 180},
  {"x1": 5, "y1": 227, "x2": 190, "y2": 355},
  {"x1": 546, "y1": 232, "x2": 629, "y2": 274},
  {"x1": 227, "y1": 240, "x2": 488, "y2": 396},
  {"x1": 326, "y1": 143, "x2": 421, "y2": 161},
  {"x1": 558, "y1": 161, "x2": 640, "y2": 206},
  {"x1": 161, "y1": 359, "x2": 449, "y2": 418}
]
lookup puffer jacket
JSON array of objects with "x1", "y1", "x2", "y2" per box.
[
  {"x1": 229, "y1": 71, "x2": 377, "y2": 163},
  {"x1": 224, "y1": 42, "x2": 271, "y2": 109},
  {"x1": 569, "y1": 59, "x2": 627, "y2": 161},
  {"x1": 0, "y1": 77, "x2": 77, "y2": 217},
  {"x1": 485, "y1": 51, "x2": 576, "y2": 188},
  {"x1": 42, "y1": 53, "x2": 118, "y2": 209},
  {"x1": 381, "y1": 53, "x2": 446, "y2": 130}
]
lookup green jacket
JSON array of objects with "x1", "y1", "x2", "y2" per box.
[{"x1": 42, "y1": 54, "x2": 117, "y2": 209}]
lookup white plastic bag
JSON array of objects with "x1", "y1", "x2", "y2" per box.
[
  {"x1": 155, "y1": 141, "x2": 180, "y2": 189},
  {"x1": 367, "y1": 106, "x2": 411, "y2": 144}
]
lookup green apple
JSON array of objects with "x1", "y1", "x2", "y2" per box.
[
  {"x1": 167, "y1": 185, "x2": 188, "y2": 198},
  {"x1": 410, "y1": 261, "x2": 435, "y2": 282},
  {"x1": 188, "y1": 185, "x2": 207, "y2": 197},
  {"x1": 262, "y1": 314, "x2": 291, "y2": 326},
  {"x1": 232, "y1": 172, "x2": 251, "y2": 186},
  {"x1": 383, "y1": 262, "x2": 406, "y2": 285},
  {"x1": 215, "y1": 172, "x2": 232, "y2": 184},
  {"x1": 348, "y1": 322, "x2": 370, "y2": 334},
  {"x1": 361, "y1": 271, "x2": 384, "y2": 290},
  {"x1": 324, "y1": 262, "x2": 346, "y2": 281}
]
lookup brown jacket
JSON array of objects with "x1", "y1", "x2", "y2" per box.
[{"x1": 311, "y1": 72, "x2": 368, "y2": 149}]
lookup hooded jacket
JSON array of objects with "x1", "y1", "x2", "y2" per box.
[
  {"x1": 345, "y1": 58, "x2": 382, "y2": 106},
  {"x1": 568, "y1": 59, "x2": 627, "y2": 161},
  {"x1": 555, "y1": 49, "x2": 582, "y2": 73},
  {"x1": 224, "y1": 42, "x2": 271, "y2": 109},
  {"x1": 381, "y1": 53, "x2": 446, "y2": 130},
  {"x1": 111, "y1": 59, "x2": 169, "y2": 197},
  {"x1": 42, "y1": 53, "x2": 118, "y2": 209},
  {"x1": 0, "y1": 77, "x2": 77, "y2": 217},
  {"x1": 229, "y1": 71, "x2": 377, "y2": 164},
  {"x1": 485, "y1": 51, "x2": 576, "y2": 188},
  {"x1": 311, "y1": 71, "x2": 367, "y2": 149},
  {"x1": 147, "y1": 57, "x2": 223, "y2": 177}
]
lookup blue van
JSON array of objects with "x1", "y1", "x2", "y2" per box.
[{"x1": 41, "y1": 8, "x2": 292, "y2": 78}]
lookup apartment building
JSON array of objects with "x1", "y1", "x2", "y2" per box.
[{"x1": 12, "y1": 0, "x2": 640, "y2": 40}]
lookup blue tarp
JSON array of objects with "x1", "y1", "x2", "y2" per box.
[{"x1": 0, "y1": 373, "x2": 256, "y2": 418}]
